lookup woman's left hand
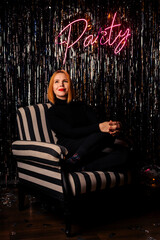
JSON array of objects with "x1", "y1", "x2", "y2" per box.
[{"x1": 109, "y1": 120, "x2": 121, "y2": 136}]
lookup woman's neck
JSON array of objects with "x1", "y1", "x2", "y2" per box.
[{"x1": 55, "y1": 97, "x2": 67, "y2": 104}]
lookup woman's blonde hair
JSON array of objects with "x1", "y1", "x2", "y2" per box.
[{"x1": 48, "y1": 70, "x2": 73, "y2": 104}]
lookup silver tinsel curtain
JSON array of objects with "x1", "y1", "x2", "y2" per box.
[{"x1": 0, "y1": 0, "x2": 160, "y2": 185}]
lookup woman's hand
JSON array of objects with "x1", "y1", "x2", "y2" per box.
[{"x1": 99, "y1": 120, "x2": 121, "y2": 136}]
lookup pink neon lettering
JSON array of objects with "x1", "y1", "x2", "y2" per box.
[
  {"x1": 114, "y1": 28, "x2": 131, "y2": 54},
  {"x1": 56, "y1": 12, "x2": 131, "y2": 64},
  {"x1": 83, "y1": 28, "x2": 102, "y2": 47},
  {"x1": 84, "y1": 35, "x2": 94, "y2": 47},
  {"x1": 104, "y1": 12, "x2": 121, "y2": 46},
  {"x1": 100, "y1": 31, "x2": 108, "y2": 45},
  {"x1": 55, "y1": 19, "x2": 88, "y2": 65}
]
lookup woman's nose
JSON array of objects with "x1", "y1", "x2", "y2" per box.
[{"x1": 60, "y1": 81, "x2": 64, "y2": 86}]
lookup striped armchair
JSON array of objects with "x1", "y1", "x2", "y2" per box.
[{"x1": 12, "y1": 103, "x2": 131, "y2": 236}]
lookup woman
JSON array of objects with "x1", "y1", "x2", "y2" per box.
[{"x1": 47, "y1": 69, "x2": 131, "y2": 171}]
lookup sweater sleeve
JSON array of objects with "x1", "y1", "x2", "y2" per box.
[
  {"x1": 85, "y1": 104, "x2": 100, "y2": 124},
  {"x1": 47, "y1": 107, "x2": 100, "y2": 139}
]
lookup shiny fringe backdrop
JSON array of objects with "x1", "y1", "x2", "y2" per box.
[{"x1": 0, "y1": 0, "x2": 160, "y2": 185}]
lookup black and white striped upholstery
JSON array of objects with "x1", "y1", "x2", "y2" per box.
[
  {"x1": 12, "y1": 140, "x2": 67, "y2": 200},
  {"x1": 12, "y1": 103, "x2": 68, "y2": 200},
  {"x1": 69, "y1": 170, "x2": 131, "y2": 196},
  {"x1": 12, "y1": 103, "x2": 131, "y2": 201},
  {"x1": 16, "y1": 103, "x2": 57, "y2": 143}
]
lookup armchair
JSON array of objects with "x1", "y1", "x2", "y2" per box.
[{"x1": 12, "y1": 103, "x2": 131, "y2": 236}]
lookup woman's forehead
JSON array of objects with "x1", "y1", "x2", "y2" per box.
[{"x1": 54, "y1": 72, "x2": 67, "y2": 80}]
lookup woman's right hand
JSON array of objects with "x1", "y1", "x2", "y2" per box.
[{"x1": 99, "y1": 120, "x2": 121, "y2": 136}]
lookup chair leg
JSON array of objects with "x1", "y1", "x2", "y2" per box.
[
  {"x1": 64, "y1": 203, "x2": 72, "y2": 237},
  {"x1": 18, "y1": 184, "x2": 25, "y2": 211}
]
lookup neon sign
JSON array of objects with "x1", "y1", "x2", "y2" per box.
[{"x1": 55, "y1": 12, "x2": 131, "y2": 65}]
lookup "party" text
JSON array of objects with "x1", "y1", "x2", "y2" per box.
[{"x1": 55, "y1": 12, "x2": 131, "y2": 65}]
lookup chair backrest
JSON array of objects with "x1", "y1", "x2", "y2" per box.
[{"x1": 16, "y1": 103, "x2": 57, "y2": 144}]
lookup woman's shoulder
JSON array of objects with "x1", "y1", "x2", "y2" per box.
[
  {"x1": 71, "y1": 100, "x2": 84, "y2": 106},
  {"x1": 71, "y1": 100, "x2": 89, "y2": 109},
  {"x1": 47, "y1": 104, "x2": 54, "y2": 116},
  {"x1": 47, "y1": 103, "x2": 60, "y2": 115},
  {"x1": 71, "y1": 100, "x2": 95, "y2": 113},
  {"x1": 47, "y1": 100, "x2": 90, "y2": 111},
  {"x1": 48, "y1": 103, "x2": 55, "y2": 110}
]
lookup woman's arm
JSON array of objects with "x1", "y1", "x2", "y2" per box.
[
  {"x1": 85, "y1": 104, "x2": 99, "y2": 124},
  {"x1": 85, "y1": 104, "x2": 121, "y2": 136},
  {"x1": 47, "y1": 108, "x2": 100, "y2": 138},
  {"x1": 47, "y1": 104, "x2": 120, "y2": 139}
]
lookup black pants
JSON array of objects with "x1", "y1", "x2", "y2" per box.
[
  {"x1": 83, "y1": 145, "x2": 131, "y2": 171},
  {"x1": 58, "y1": 132, "x2": 132, "y2": 172}
]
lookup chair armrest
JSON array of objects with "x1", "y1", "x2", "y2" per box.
[{"x1": 12, "y1": 140, "x2": 68, "y2": 166}]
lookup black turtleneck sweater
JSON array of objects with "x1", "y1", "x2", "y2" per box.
[
  {"x1": 47, "y1": 98, "x2": 100, "y2": 142},
  {"x1": 47, "y1": 98, "x2": 115, "y2": 158},
  {"x1": 47, "y1": 98, "x2": 130, "y2": 170}
]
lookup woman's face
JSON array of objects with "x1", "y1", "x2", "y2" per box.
[{"x1": 53, "y1": 73, "x2": 69, "y2": 100}]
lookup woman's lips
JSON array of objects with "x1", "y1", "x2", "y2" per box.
[{"x1": 58, "y1": 88, "x2": 65, "y2": 91}]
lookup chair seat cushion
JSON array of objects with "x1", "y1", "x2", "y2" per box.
[
  {"x1": 68, "y1": 170, "x2": 131, "y2": 196},
  {"x1": 17, "y1": 157, "x2": 131, "y2": 198}
]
